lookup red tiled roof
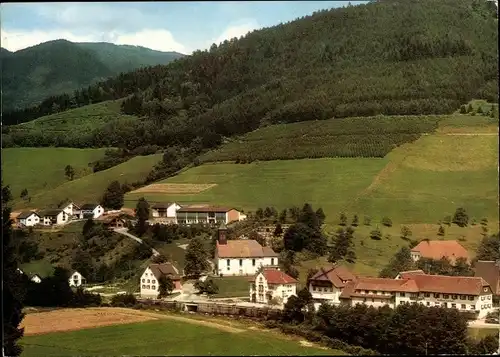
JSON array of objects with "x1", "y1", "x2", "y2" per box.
[
  {"x1": 148, "y1": 263, "x2": 181, "y2": 280},
  {"x1": 397, "y1": 270, "x2": 425, "y2": 279},
  {"x1": 216, "y1": 240, "x2": 278, "y2": 258},
  {"x1": 262, "y1": 269, "x2": 298, "y2": 285},
  {"x1": 309, "y1": 264, "x2": 357, "y2": 288},
  {"x1": 411, "y1": 240, "x2": 470, "y2": 263},
  {"x1": 474, "y1": 261, "x2": 500, "y2": 295}
]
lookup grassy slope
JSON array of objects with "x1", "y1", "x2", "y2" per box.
[
  {"x1": 8, "y1": 100, "x2": 137, "y2": 136},
  {"x1": 20, "y1": 318, "x2": 340, "y2": 356},
  {"x1": 2, "y1": 147, "x2": 107, "y2": 202},
  {"x1": 16, "y1": 154, "x2": 162, "y2": 210}
]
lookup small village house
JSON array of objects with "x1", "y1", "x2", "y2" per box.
[
  {"x1": 340, "y1": 270, "x2": 494, "y2": 318},
  {"x1": 30, "y1": 274, "x2": 42, "y2": 283},
  {"x1": 151, "y1": 202, "x2": 180, "y2": 224},
  {"x1": 17, "y1": 211, "x2": 40, "y2": 227},
  {"x1": 98, "y1": 214, "x2": 127, "y2": 230},
  {"x1": 69, "y1": 271, "x2": 86, "y2": 287},
  {"x1": 249, "y1": 268, "x2": 298, "y2": 305},
  {"x1": 308, "y1": 264, "x2": 357, "y2": 310},
  {"x1": 80, "y1": 204, "x2": 104, "y2": 219},
  {"x1": 176, "y1": 205, "x2": 246, "y2": 225},
  {"x1": 57, "y1": 200, "x2": 79, "y2": 217},
  {"x1": 140, "y1": 262, "x2": 182, "y2": 299},
  {"x1": 474, "y1": 260, "x2": 500, "y2": 304},
  {"x1": 410, "y1": 240, "x2": 470, "y2": 264},
  {"x1": 39, "y1": 209, "x2": 68, "y2": 226},
  {"x1": 215, "y1": 223, "x2": 279, "y2": 276}
]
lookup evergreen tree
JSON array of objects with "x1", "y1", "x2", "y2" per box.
[
  {"x1": 2, "y1": 183, "x2": 25, "y2": 356},
  {"x1": 298, "y1": 203, "x2": 320, "y2": 231},
  {"x1": 379, "y1": 246, "x2": 414, "y2": 278},
  {"x1": 135, "y1": 197, "x2": 150, "y2": 237},
  {"x1": 64, "y1": 164, "x2": 75, "y2": 180},
  {"x1": 101, "y1": 180, "x2": 124, "y2": 209},
  {"x1": 315, "y1": 207, "x2": 326, "y2": 226},
  {"x1": 82, "y1": 218, "x2": 95, "y2": 238},
  {"x1": 273, "y1": 223, "x2": 284, "y2": 237},
  {"x1": 437, "y1": 225, "x2": 445, "y2": 236},
  {"x1": 279, "y1": 209, "x2": 287, "y2": 223},
  {"x1": 351, "y1": 214, "x2": 359, "y2": 227},
  {"x1": 20, "y1": 188, "x2": 28, "y2": 200},
  {"x1": 452, "y1": 207, "x2": 469, "y2": 227},
  {"x1": 158, "y1": 276, "x2": 174, "y2": 298}
]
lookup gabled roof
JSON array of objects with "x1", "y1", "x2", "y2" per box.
[
  {"x1": 474, "y1": 260, "x2": 500, "y2": 295},
  {"x1": 309, "y1": 264, "x2": 357, "y2": 288},
  {"x1": 57, "y1": 199, "x2": 78, "y2": 209},
  {"x1": 216, "y1": 240, "x2": 278, "y2": 258},
  {"x1": 260, "y1": 269, "x2": 298, "y2": 285},
  {"x1": 151, "y1": 202, "x2": 175, "y2": 209},
  {"x1": 411, "y1": 240, "x2": 470, "y2": 263},
  {"x1": 396, "y1": 270, "x2": 426, "y2": 279},
  {"x1": 148, "y1": 263, "x2": 181, "y2": 280},
  {"x1": 80, "y1": 204, "x2": 100, "y2": 211},
  {"x1": 18, "y1": 211, "x2": 39, "y2": 219},
  {"x1": 39, "y1": 209, "x2": 63, "y2": 217}
]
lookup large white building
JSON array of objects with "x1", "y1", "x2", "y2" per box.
[
  {"x1": 40, "y1": 209, "x2": 68, "y2": 226},
  {"x1": 307, "y1": 264, "x2": 357, "y2": 310},
  {"x1": 214, "y1": 223, "x2": 278, "y2": 276},
  {"x1": 140, "y1": 263, "x2": 182, "y2": 299},
  {"x1": 339, "y1": 270, "x2": 495, "y2": 318},
  {"x1": 249, "y1": 268, "x2": 298, "y2": 305}
]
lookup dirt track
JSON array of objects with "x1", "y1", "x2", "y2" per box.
[
  {"x1": 130, "y1": 183, "x2": 217, "y2": 195},
  {"x1": 21, "y1": 307, "x2": 244, "y2": 335}
]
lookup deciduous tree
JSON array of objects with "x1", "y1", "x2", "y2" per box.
[
  {"x1": 101, "y1": 180, "x2": 124, "y2": 210},
  {"x1": 184, "y1": 237, "x2": 209, "y2": 277},
  {"x1": 158, "y1": 276, "x2": 174, "y2": 298}
]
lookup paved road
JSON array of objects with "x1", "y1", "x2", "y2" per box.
[
  {"x1": 468, "y1": 319, "x2": 500, "y2": 329},
  {"x1": 113, "y1": 228, "x2": 160, "y2": 256}
]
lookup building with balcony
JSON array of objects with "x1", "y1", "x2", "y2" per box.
[
  {"x1": 410, "y1": 240, "x2": 470, "y2": 264},
  {"x1": 176, "y1": 205, "x2": 246, "y2": 225},
  {"x1": 249, "y1": 268, "x2": 298, "y2": 305},
  {"x1": 215, "y1": 223, "x2": 278, "y2": 276},
  {"x1": 307, "y1": 264, "x2": 357, "y2": 310},
  {"x1": 150, "y1": 202, "x2": 180, "y2": 224},
  {"x1": 339, "y1": 270, "x2": 494, "y2": 318}
]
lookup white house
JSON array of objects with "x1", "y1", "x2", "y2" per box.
[
  {"x1": 80, "y1": 204, "x2": 104, "y2": 219},
  {"x1": 215, "y1": 223, "x2": 279, "y2": 276},
  {"x1": 58, "y1": 200, "x2": 79, "y2": 218},
  {"x1": 17, "y1": 211, "x2": 40, "y2": 227},
  {"x1": 30, "y1": 274, "x2": 42, "y2": 283},
  {"x1": 339, "y1": 271, "x2": 495, "y2": 318},
  {"x1": 69, "y1": 271, "x2": 86, "y2": 287},
  {"x1": 40, "y1": 209, "x2": 68, "y2": 226},
  {"x1": 308, "y1": 264, "x2": 358, "y2": 310},
  {"x1": 151, "y1": 202, "x2": 181, "y2": 224},
  {"x1": 140, "y1": 263, "x2": 182, "y2": 299},
  {"x1": 249, "y1": 268, "x2": 298, "y2": 305}
]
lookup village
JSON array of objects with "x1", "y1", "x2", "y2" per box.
[{"x1": 12, "y1": 199, "x2": 500, "y2": 326}]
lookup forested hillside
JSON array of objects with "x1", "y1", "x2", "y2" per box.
[
  {"x1": 2, "y1": 40, "x2": 184, "y2": 112},
  {"x1": 4, "y1": 0, "x2": 498, "y2": 158}
]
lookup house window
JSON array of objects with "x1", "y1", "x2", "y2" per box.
[
  {"x1": 239, "y1": 259, "x2": 243, "y2": 267},
  {"x1": 142, "y1": 285, "x2": 146, "y2": 289},
  {"x1": 147, "y1": 285, "x2": 150, "y2": 289},
  {"x1": 271, "y1": 258, "x2": 274, "y2": 265},
  {"x1": 227, "y1": 259, "x2": 230, "y2": 266},
  {"x1": 470, "y1": 305, "x2": 475, "y2": 310},
  {"x1": 252, "y1": 259, "x2": 256, "y2": 266},
  {"x1": 152, "y1": 286, "x2": 156, "y2": 290},
  {"x1": 426, "y1": 302, "x2": 430, "y2": 306},
  {"x1": 468, "y1": 295, "x2": 474, "y2": 301},
  {"x1": 147, "y1": 279, "x2": 150, "y2": 283},
  {"x1": 152, "y1": 280, "x2": 156, "y2": 284},
  {"x1": 400, "y1": 292, "x2": 405, "y2": 297},
  {"x1": 443, "y1": 294, "x2": 449, "y2": 299},
  {"x1": 451, "y1": 303, "x2": 456, "y2": 308},
  {"x1": 371, "y1": 298, "x2": 375, "y2": 302},
  {"x1": 487, "y1": 295, "x2": 491, "y2": 300},
  {"x1": 227, "y1": 266, "x2": 230, "y2": 271},
  {"x1": 481, "y1": 296, "x2": 485, "y2": 301},
  {"x1": 424, "y1": 293, "x2": 430, "y2": 297},
  {"x1": 434, "y1": 293, "x2": 440, "y2": 298},
  {"x1": 142, "y1": 279, "x2": 145, "y2": 283},
  {"x1": 452, "y1": 295, "x2": 457, "y2": 300},
  {"x1": 461, "y1": 304, "x2": 466, "y2": 309}
]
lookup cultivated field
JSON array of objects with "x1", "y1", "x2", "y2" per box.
[
  {"x1": 15, "y1": 154, "x2": 162, "y2": 210},
  {"x1": 8, "y1": 100, "x2": 137, "y2": 136},
  {"x1": 2, "y1": 147, "x2": 107, "y2": 202},
  {"x1": 130, "y1": 183, "x2": 217, "y2": 194},
  {"x1": 20, "y1": 308, "x2": 342, "y2": 356}
]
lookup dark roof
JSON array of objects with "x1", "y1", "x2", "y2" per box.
[
  {"x1": 151, "y1": 203, "x2": 173, "y2": 209},
  {"x1": 475, "y1": 261, "x2": 500, "y2": 295},
  {"x1": 39, "y1": 209, "x2": 63, "y2": 217},
  {"x1": 148, "y1": 263, "x2": 181, "y2": 280},
  {"x1": 57, "y1": 199, "x2": 78, "y2": 209},
  {"x1": 18, "y1": 211, "x2": 39, "y2": 219},
  {"x1": 80, "y1": 204, "x2": 100, "y2": 210},
  {"x1": 309, "y1": 264, "x2": 357, "y2": 288}
]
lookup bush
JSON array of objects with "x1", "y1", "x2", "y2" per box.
[
  {"x1": 110, "y1": 293, "x2": 137, "y2": 307},
  {"x1": 381, "y1": 217, "x2": 392, "y2": 227}
]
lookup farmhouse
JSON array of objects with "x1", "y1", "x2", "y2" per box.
[
  {"x1": 69, "y1": 271, "x2": 86, "y2": 287},
  {"x1": 98, "y1": 214, "x2": 127, "y2": 230},
  {"x1": 308, "y1": 264, "x2": 357, "y2": 310},
  {"x1": 80, "y1": 204, "x2": 104, "y2": 219},
  {"x1": 340, "y1": 270, "x2": 494, "y2": 318},
  {"x1": 30, "y1": 274, "x2": 42, "y2": 283},
  {"x1": 140, "y1": 263, "x2": 182, "y2": 299},
  {"x1": 151, "y1": 202, "x2": 180, "y2": 224},
  {"x1": 410, "y1": 240, "x2": 470, "y2": 264},
  {"x1": 39, "y1": 209, "x2": 68, "y2": 226},
  {"x1": 249, "y1": 268, "x2": 298, "y2": 305},
  {"x1": 57, "y1": 199, "x2": 79, "y2": 217},
  {"x1": 17, "y1": 211, "x2": 40, "y2": 227},
  {"x1": 215, "y1": 223, "x2": 278, "y2": 276},
  {"x1": 474, "y1": 260, "x2": 500, "y2": 302},
  {"x1": 176, "y1": 205, "x2": 246, "y2": 225}
]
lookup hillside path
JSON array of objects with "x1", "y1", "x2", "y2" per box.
[{"x1": 113, "y1": 228, "x2": 160, "y2": 256}]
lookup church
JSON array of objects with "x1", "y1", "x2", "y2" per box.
[{"x1": 214, "y1": 223, "x2": 279, "y2": 276}]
